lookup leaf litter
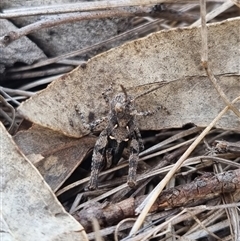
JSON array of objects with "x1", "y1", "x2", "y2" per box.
[{"x1": 0, "y1": 2, "x2": 240, "y2": 241}]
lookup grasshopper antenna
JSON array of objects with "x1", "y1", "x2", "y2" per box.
[{"x1": 120, "y1": 84, "x2": 128, "y2": 99}]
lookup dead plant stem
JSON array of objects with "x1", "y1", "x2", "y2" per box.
[
  {"x1": 0, "y1": 8, "x2": 148, "y2": 46},
  {"x1": 200, "y1": 0, "x2": 240, "y2": 118},
  {"x1": 0, "y1": 0, "x2": 194, "y2": 18}
]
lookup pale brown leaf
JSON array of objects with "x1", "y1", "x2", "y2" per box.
[{"x1": 18, "y1": 17, "x2": 240, "y2": 137}]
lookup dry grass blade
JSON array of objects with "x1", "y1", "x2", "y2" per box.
[
  {"x1": 1, "y1": 87, "x2": 35, "y2": 97},
  {"x1": 0, "y1": 87, "x2": 20, "y2": 106},
  {"x1": 191, "y1": 0, "x2": 235, "y2": 26},
  {"x1": 125, "y1": 203, "x2": 240, "y2": 241},
  {"x1": 114, "y1": 218, "x2": 137, "y2": 241},
  {"x1": 92, "y1": 218, "x2": 104, "y2": 241},
  {"x1": 205, "y1": 67, "x2": 240, "y2": 118},
  {"x1": 140, "y1": 126, "x2": 201, "y2": 156},
  {"x1": 0, "y1": 95, "x2": 16, "y2": 133},
  {"x1": 200, "y1": 0, "x2": 240, "y2": 118}
]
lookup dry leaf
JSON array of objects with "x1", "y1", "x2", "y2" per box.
[
  {"x1": 18, "y1": 17, "x2": 240, "y2": 137},
  {"x1": 14, "y1": 125, "x2": 96, "y2": 192},
  {"x1": 0, "y1": 122, "x2": 88, "y2": 241}
]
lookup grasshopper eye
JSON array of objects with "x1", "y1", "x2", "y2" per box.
[{"x1": 124, "y1": 138, "x2": 129, "y2": 142}]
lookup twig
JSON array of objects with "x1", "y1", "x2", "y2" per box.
[
  {"x1": 189, "y1": 203, "x2": 240, "y2": 210},
  {"x1": 0, "y1": 0, "x2": 194, "y2": 18},
  {"x1": 8, "y1": 3, "x2": 196, "y2": 72},
  {"x1": 140, "y1": 138, "x2": 195, "y2": 161},
  {"x1": 0, "y1": 8, "x2": 145, "y2": 46},
  {"x1": 57, "y1": 59, "x2": 86, "y2": 66},
  {"x1": 200, "y1": 0, "x2": 240, "y2": 118},
  {"x1": 129, "y1": 96, "x2": 240, "y2": 236}
]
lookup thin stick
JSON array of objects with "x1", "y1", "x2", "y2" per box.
[
  {"x1": 0, "y1": 8, "x2": 149, "y2": 46},
  {"x1": 120, "y1": 85, "x2": 128, "y2": 99},
  {"x1": 200, "y1": 0, "x2": 240, "y2": 118},
  {"x1": 205, "y1": 67, "x2": 240, "y2": 118},
  {"x1": 200, "y1": 0, "x2": 208, "y2": 64},
  {"x1": 129, "y1": 96, "x2": 240, "y2": 236},
  {"x1": 0, "y1": 0, "x2": 193, "y2": 18}
]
